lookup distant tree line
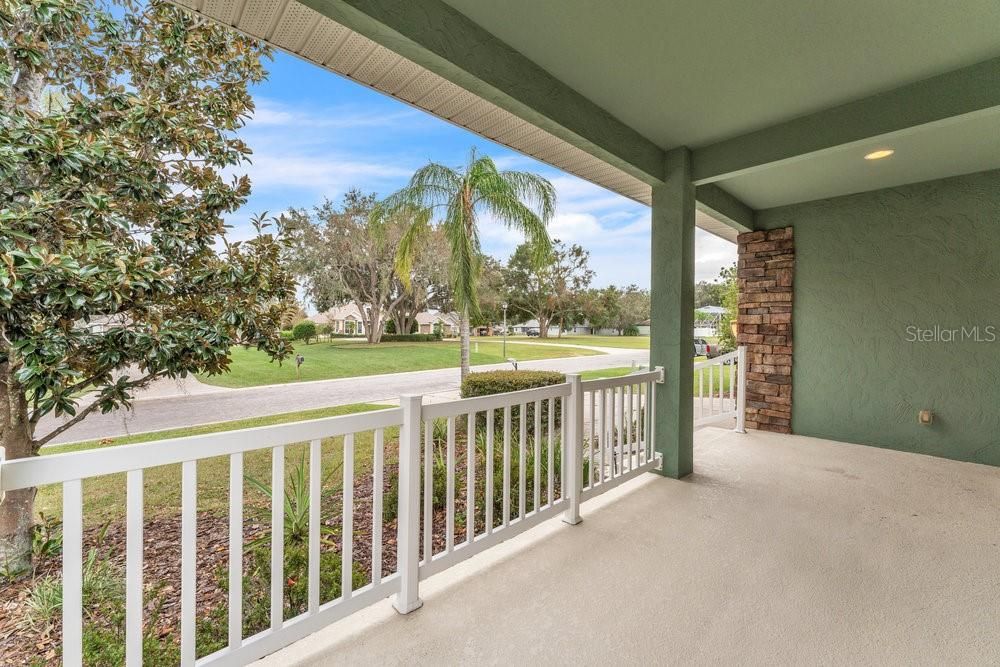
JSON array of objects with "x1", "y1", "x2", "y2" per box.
[{"x1": 284, "y1": 189, "x2": 652, "y2": 342}]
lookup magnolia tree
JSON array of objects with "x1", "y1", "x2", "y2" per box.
[{"x1": 0, "y1": 0, "x2": 293, "y2": 573}]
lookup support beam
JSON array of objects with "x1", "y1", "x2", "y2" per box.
[
  {"x1": 300, "y1": 0, "x2": 665, "y2": 185},
  {"x1": 651, "y1": 148, "x2": 696, "y2": 479},
  {"x1": 692, "y1": 57, "x2": 1000, "y2": 185},
  {"x1": 695, "y1": 184, "x2": 754, "y2": 234}
]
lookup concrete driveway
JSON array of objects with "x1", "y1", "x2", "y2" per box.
[{"x1": 39, "y1": 346, "x2": 649, "y2": 445}]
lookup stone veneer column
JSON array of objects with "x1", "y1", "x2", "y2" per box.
[{"x1": 736, "y1": 227, "x2": 794, "y2": 433}]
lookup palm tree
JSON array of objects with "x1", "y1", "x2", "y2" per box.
[{"x1": 381, "y1": 149, "x2": 555, "y2": 380}]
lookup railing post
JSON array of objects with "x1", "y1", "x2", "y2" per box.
[
  {"x1": 394, "y1": 394, "x2": 424, "y2": 614},
  {"x1": 562, "y1": 374, "x2": 583, "y2": 525},
  {"x1": 735, "y1": 346, "x2": 748, "y2": 434}
]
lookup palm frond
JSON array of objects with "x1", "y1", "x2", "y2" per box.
[{"x1": 393, "y1": 205, "x2": 433, "y2": 290}]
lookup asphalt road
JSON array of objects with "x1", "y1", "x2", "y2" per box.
[{"x1": 39, "y1": 347, "x2": 649, "y2": 444}]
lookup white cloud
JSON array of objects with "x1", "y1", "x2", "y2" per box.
[
  {"x1": 247, "y1": 97, "x2": 424, "y2": 131},
  {"x1": 234, "y1": 152, "x2": 412, "y2": 195}
]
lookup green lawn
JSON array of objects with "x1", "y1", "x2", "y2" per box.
[
  {"x1": 38, "y1": 403, "x2": 391, "y2": 525},
  {"x1": 580, "y1": 366, "x2": 636, "y2": 380},
  {"x1": 521, "y1": 334, "x2": 650, "y2": 349},
  {"x1": 199, "y1": 339, "x2": 599, "y2": 388}
]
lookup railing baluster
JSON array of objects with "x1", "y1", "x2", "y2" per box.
[
  {"x1": 503, "y1": 405, "x2": 511, "y2": 527},
  {"x1": 62, "y1": 479, "x2": 83, "y2": 667},
  {"x1": 518, "y1": 403, "x2": 527, "y2": 519},
  {"x1": 466, "y1": 413, "x2": 475, "y2": 544},
  {"x1": 486, "y1": 409, "x2": 495, "y2": 534},
  {"x1": 638, "y1": 382, "x2": 646, "y2": 463},
  {"x1": 730, "y1": 361, "x2": 736, "y2": 402},
  {"x1": 372, "y1": 429, "x2": 384, "y2": 586},
  {"x1": 308, "y1": 440, "x2": 321, "y2": 613},
  {"x1": 342, "y1": 434, "x2": 354, "y2": 599},
  {"x1": 423, "y1": 419, "x2": 432, "y2": 563},
  {"x1": 719, "y1": 363, "x2": 725, "y2": 409},
  {"x1": 614, "y1": 387, "x2": 625, "y2": 477},
  {"x1": 625, "y1": 384, "x2": 633, "y2": 471},
  {"x1": 561, "y1": 395, "x2": 567, "y2": 499},
  {"x1": 445, "y1": 417, "x2": 456, "y2": 551},
  {"x1": 547, "y1": 397, "x2": 555, "y2": 506},
  {"x1": 229, "y1": 452, "x2": 245, "y2": 645},
  {"x1": 699, "y1": 369, "x2": 705, "y2": 420},
  {"x1": 588, "y1": 389, "x2": 595, "y2": 488},
  {"x1": 270, "y1": 447, "x2": 284, "y2": 629},
  {"x1": 533, "y1": 399, "x2": 541, "y2": 513},
  {"x1": 126, "y1": 469, "x2": 143, "y2": 666},
  {"x1": 181, "y1": 460, "x2": 197, "y2": 665},
  {"x1": 708, "y1": 365, "x2": 715, "y2": 417}
]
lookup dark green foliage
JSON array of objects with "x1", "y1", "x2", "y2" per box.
[
  {"x1": 461, "y1": 370, "x2": 565, "y2": 432},
  {"x1": 292, "y1": 320, "x2": 318, "y2": 344},
  {"x1": 380, "y1": 332, "x2": 442, "y2": 342},
  {"x1": 622, "y1": 325, "x2": 640, "y2": 337}
]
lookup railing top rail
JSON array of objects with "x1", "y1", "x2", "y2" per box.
[
  {"x1": 694, "y1": 348, "x2": 740, "y2": 370},
  {"x1": 421, "y1": 382, "x2": 572, "y2": 420},
  {"x1": 0, "y1": 407, "x2": 404, "y2": 492},
  {"x1": 580, "y1": 369, "x2": 662, "y2": 392}
]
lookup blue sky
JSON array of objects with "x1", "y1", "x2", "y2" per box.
[{"x1": 226, "y1": 51, "x2": 736, "y2": 292}]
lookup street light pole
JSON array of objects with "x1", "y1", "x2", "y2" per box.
[{"x1": 502, "y1": 302, "x2": 508, "y2": 359}]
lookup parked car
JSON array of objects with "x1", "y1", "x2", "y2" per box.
[
  {"x1": 694, "y1": 338, "x2": 720, "y2": 358},
  {"x1": 526, "y1": 328, "x2": 540, "y2": 337}
]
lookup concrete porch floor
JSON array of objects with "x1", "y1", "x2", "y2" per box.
[{"x1": 259, "y1": 427, "x2": 1000, "y2": 666}]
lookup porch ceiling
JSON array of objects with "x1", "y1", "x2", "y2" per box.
[{"x1": 173, "y1": 0, "x2": 1000, "y2": 233}]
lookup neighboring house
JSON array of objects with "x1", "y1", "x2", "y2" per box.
[
  {"x1": 415, "y1": 310, "x2": 461, "y2": 337},
  {"x1": 511, "y1": 319, "x2": 561, "y2": 336},
  {"x1": 311, "y1": 302, "x2": 368, "y2": 336}
]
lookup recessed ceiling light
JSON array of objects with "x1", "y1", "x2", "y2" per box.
[{"x1": 864, "y1": 149, "x2": 894, "y2": 161}]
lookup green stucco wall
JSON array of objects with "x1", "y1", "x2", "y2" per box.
[{"x1": 756, "y1": 169, "x2": 1000, "y2": 466}]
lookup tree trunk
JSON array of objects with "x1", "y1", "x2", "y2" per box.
[
  {"x1": 367, "y1": 309, "x2": 383, "y2": 344},
  {"x1": 538, "y1": 316, "x2": 549, "y2": 339},
  {"x1": 0, "y1": 365, "x2": 35, "y2": 577},
  {"x1": 460, "y1": 308, "x2": 471, "y2": 381}
]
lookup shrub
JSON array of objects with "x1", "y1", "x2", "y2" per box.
[
  {"x1": 461, "y1": 370, "x2": 565, "y2": 433},
  {"x1": 622, "y1": 325, "x2": 640, "y2": 336},
  {"x1": 292, "y1": 320, "x2": 318, "y2": 344},
  {"x1": 380, "y1": 333, "x2": 441, "y2": 342}
]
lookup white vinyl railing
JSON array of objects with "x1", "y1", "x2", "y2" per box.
[
  {"x1": 0, "y1": 370, "x2": 665, "y2": 666},
  {"x1": 694, "y1": 346, "x2": 747, "y2": 431}
]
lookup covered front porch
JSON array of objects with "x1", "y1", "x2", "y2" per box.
[{"x1": 262, "y1": 426, "x2": 1000, "y2": 665}]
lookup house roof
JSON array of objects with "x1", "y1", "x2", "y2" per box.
[
  {"x1": 311, "y1": 302, "x2": 365, "y2": 324},
  {"x1": 416, "y1": 310, "x2": 460, "y2": 326}
]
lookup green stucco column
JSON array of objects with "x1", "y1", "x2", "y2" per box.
[{"x1": 651, "y1": 148, "x2": 695, "y2": 478}]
